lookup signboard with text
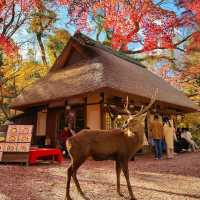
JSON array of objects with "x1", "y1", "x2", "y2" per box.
[{"x1": 0, "y1": 125, "x2": 33, "y2": 164}]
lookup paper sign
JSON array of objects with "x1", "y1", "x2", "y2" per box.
[
  {"x1": 17, "y1": 143, "x2": 31, "y2": 152},
  {"x1": 4, "y1": 143, "x2": 17, "y2": 152},
  {"x1": 6, "y1": 125, "x2": 33, "y2": 142},
  {"x1": 6, "y1": 127, "x2": 18, "y2": 142},
  {"x1": 0, "y1": 143, "x2": 4, "y2": 151},
  {"x1": 18, "y1": 133, "x2": 32, "y2": 143},
  {"x1": 18, "y1": 126, "x2": 33, "y2": 134}
]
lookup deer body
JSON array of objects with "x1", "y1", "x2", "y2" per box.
[
  {"x1": 65, "y1": 114, "x2": 146, "y2": 200},
  {"x1": 67, "y1": 128, "x2": 144, "y2": 162}
]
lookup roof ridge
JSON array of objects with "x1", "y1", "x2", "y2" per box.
[{"x1": 72, "y1": 32, "x2": 146, "y2": 69}]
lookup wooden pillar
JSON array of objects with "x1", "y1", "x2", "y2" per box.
[
  {"x1": 147, "y1": 111, "x2": 152, "y2": 139},
  {"x1": 46, "y1": 108, "x2": 57, "y2": 147},
  {"x1": 86, "y1": 94, "x2": 101, "y2": 129},
  {"x1": 84, "y1": 97, "x2": 87, "y2": 128},
  {"x1": 100, "y1": 92, "x2": 104, "y2": 129}
]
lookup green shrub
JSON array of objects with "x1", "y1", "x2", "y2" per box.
[{"x1": 192, "y1": 130, "x2": 200, "y2": 146}]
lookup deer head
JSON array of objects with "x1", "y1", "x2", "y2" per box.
[{"x1": 122, "y1": 89, "x2": 158, "y2": 130}]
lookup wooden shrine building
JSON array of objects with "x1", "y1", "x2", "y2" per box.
[{"x1": 10, "y1": 33, "x2": 198, "y2": 147}]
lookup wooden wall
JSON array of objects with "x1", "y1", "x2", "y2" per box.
[
  {"x1": 46, "y1": 108, "x2": 58, "y2": 147},
  {"x1": 86, "y1": 94, "x2": 101, "y2": 129}
]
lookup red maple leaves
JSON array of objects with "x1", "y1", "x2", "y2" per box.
[
  {"x1": 0, "y1": 0, "x2": 39, "y2": 13},
  {"x1": 0, "y1": 0, "x2": 43, "y2": 56},
  {"x1": 57, "y1": 0, "x2": 178, "y2": 52},
  {"x1": 179, "y1": 0, "x2": 200, "y2": 24},
  {"x1": 0, "y1": 35, "x2": 16, "y2": 56},
  {"x1": 0, "y1": 0, "x2": 199, "y2": 57},
  {"x1": 179, "y1": 0, "x2": 200, "y2": 52},
  {"x1": 177, "y1": 0, "x2": 200, "y2": 81}
]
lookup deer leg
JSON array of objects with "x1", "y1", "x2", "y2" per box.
[
  {"x1": 121, "y1": 161, "x2": 136, "y2": 200},
  {"x1": 65, "y1": 164, "x2": 73, "y2": 200},
  {"x1": 72, "y1": 159, "x2": 89, "y2": 200},
  {"x1": 115, "y1": 160, "x2": 123, "y2": 196}
]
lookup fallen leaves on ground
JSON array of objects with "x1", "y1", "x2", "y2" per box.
[{"x1": 0, "y1": 152, "x2": 200, "y2": 200}]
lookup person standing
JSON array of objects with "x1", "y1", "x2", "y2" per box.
[
  {"x1": 181, "y1": 128, "x2": 199, "y2": 152},
  {"x1": 163, "y1": 117, "x2": 177, "y2": 159},
  {"x1": 150, "y1": 115, "x2": 164, "y2": 160},
  {"x1": 58, "y1": 126, "x2": 72, "y2": 157}
]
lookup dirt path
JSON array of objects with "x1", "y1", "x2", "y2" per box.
[{"x1": 0, "y1": 152, "x2": 200, "y2": 200}]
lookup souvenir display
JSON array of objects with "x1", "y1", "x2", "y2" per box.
[{"x1": 0, "y1": 125, "x2": 33, "y2": 164}]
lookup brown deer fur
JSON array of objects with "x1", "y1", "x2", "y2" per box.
[{"x1": 65, "y1": 113, "x2": 147, "y2": 200}]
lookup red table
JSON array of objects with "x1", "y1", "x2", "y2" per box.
[{"x1": 29, "y1": 148, "x2": 64, "y2": 165}]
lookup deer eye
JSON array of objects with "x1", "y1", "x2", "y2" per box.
[{"x1": 122, "y1": 121, "x2": 128, "y2": 129}]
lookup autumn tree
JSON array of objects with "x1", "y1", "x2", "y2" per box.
[
  {"x1": 46, "y1": 29, "x2": 70, "y2": 65},
  {"x1": 0, "y1": 1, "x2": 25, "y2": 121},
  {"x1": 0, "y1": 0, "x2": 44, "y2": 56},
  {"x1": 57, "y1": 0, "x2": 193, "y2": 54},
  {"x1": 0, "y1": 0, "x2": 43, "y2": 122},
  {"x1": 29, "y1": 4, "x2": 57, "y2": 66},
  {"x1": 0, "y1": 50, "x2": 49, "y2": 122},
  {"x1": 174, "y1": 0, "x2": 200, "y2": 104}
]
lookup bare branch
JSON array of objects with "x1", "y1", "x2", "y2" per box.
[
  {"x1": 174, "y1": 33, "x2": 193, "y2": 46},
  {"x1": 2, "y1": 3, "x2": 15, "y2": 36},
  {"x1": 119, "y1": 34, "x2": 193, "y2": 55}
]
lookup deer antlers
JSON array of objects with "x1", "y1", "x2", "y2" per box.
[{"x1": 122, "y1": 89, "x2": 158, "y2": 128}]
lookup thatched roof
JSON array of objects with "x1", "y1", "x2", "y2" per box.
[{"x1": 11, "y1": 34, "x2": 198, "y2": 112}]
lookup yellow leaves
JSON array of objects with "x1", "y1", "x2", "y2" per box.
[
  {"x1": 1, "y1": 59, "x2": 48, "y2": 95},
  {"x1": 182, "y1": 113, "x2": 200, "y2": 127},
  {"x1": 30, "y1": 10, "x2": 57, "y2": 33},
  {"x1": 47, "y1": 29, "x2": 70, "y2": 65},
  {"x1": 54, "y1": 29, "x2": 70, "y2": 44},
  {"x1": 30, "y1": 15, "x2": 42, "y2": 33},
  {"x1": 14, "y1": 61, "x2": 48, "y2": 89}
]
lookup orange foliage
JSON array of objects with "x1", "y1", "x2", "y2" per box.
[
  {"x1": 151, "y1": 64, "x2": 182, "y2": 89},
  {"x1": 0, "y1": 0, "x2": 43, "y2": 56},
  {"x1": 0, "y1": 35, "x2": 16, "y2": 56}
]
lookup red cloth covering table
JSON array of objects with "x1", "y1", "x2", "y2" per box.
[{"x1": 29, "y1": 148, "x2": 64, "y2": 165}]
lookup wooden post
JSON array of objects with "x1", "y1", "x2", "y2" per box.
[
  {"x1": 84, "y1": 97, "x2": 87, "y2": 128},
  {"x1": 46, "y1": 108, "x2": 57, "y2": 147},
  {"x1": 100, "y1": 93, "x2": 105, "y2": 129},
  {"x1": 147, "y1": 111, "x2": 152, "y2": 139}
]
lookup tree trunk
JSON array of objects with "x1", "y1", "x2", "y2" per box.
[
  {"x1": 0, "y1": 86, "x2": 9, "y2": 120},
  {"x1": 36, "y1": 33, "x2": 48, "y2": 67}
]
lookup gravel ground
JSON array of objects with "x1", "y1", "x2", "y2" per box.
[{"x1": 0, "y1": 152, "x2": 200, "y2": 200}]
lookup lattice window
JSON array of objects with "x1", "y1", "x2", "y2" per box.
[
  {"x1": 105, "y1": 112, "x2": 112, "y2": 130},
  {"x1": 104, "y1": 112, "x2": 126, "y2": 129}
]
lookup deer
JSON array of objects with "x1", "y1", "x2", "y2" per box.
[{"x1": 65, "y1": 91, "x2": 157, "y2": 200}]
